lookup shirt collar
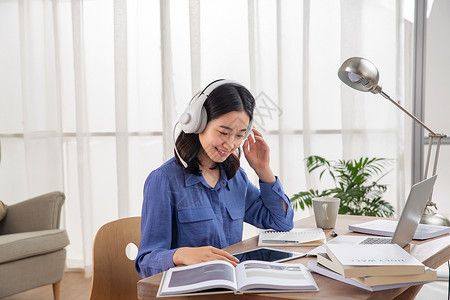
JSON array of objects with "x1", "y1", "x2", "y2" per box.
[
  {"x1": 184, "y1": 171, "x2": 202, "y2": 187},
  {"x1": 183, "y1": 166, "x2": 231, "y2": 190}
]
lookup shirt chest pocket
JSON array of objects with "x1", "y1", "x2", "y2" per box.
[
  {"x1": 177, "y1": 206, "x2": 215, "y2": 224},
  {"x1": 176, "y1": 206, "x2": 216, "y2": 244},
  {"x1": 226, "y1": 205, "x2": 245, "y2": 221}
]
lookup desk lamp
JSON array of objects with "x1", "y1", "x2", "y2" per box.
[{"x1": 338, "y1": 56, "x2": 449, "y2": 226}]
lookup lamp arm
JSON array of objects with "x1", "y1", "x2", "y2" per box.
[
  {"x1": 378, "y1": 90, "x2": 447, "y2": 202},
  {"x1": 379, "y1": 91, "x2": 438, "y2": 135}
]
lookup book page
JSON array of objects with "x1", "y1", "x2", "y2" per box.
[
  {"x1": 235, "y1": 260, "x2": 318, "y2": 292},
  {"x1": 158, "y1": 260, "x2": 237, "y2": 296}
]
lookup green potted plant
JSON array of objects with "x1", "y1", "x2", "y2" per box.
[{"x1": 290, "y1": 155, "x2": 394, "y2": 217}]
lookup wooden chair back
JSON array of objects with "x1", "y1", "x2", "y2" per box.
[{"x1": 89, "y1": 217, "x2": 141, "y2": 300}]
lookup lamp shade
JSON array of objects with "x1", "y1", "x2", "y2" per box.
[{"x1": 338, "y1": 57, "x2": 382, "y2": 94}]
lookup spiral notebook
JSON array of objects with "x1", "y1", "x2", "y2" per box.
[{"x1": 258, "y1": 228, "x2": 326, "y2": 247}]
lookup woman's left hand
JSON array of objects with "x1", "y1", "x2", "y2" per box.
[{"x1": 243, "y1": 127, "x2": 276, "y2": 183}]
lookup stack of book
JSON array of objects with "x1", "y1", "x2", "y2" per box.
[{"x1": 307, "y1": 244, "x2": 437, "y2": 291}]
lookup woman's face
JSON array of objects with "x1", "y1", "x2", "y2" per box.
[{"x1": 199, "y1": 110, "x2": 250, "y2": 164}]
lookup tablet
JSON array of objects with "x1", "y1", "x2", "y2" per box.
[{"x1": 232, "y1": 247, "x2": 306, "y2": 263}]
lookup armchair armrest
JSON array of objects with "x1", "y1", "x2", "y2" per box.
[{"x1": 0, "y1": 191, "x2": 65, "y2": 235}]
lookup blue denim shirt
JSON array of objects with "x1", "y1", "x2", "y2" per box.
[{"x1": 135, "y1": 157, "x2": 294, "y2": 278}]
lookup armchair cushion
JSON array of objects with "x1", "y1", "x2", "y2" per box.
[
  {"x1": 0, "y1": 229, "x2": 70, "y2": 264},
  {"x1": 0, "y1": 191, "x2": 64, "y2": 235},
  {"x1": 0, "y1": 201, "x2": 7, "y2": 222}
]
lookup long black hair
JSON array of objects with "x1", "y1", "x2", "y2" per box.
[{"x1": 175, "y1": 81, "x2": 255, "y2": 179}]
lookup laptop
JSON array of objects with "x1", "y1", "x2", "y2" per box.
[{"x1": 308, "y1": 175, "x2": 438, "y2": 255}]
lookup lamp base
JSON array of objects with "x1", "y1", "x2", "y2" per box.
[{"x1": 420, "y1": 207, "x2": 450, "y2": 227}]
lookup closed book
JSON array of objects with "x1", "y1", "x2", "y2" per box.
[
  {"x1": 325, "y1": 244, "x2": 425, "y2": 278},
  {"x1": 354, "y1": 268, "x2": 436, "y2": 286},
  {"x1": 349, "y1": 219, "x2": 450, "y2": 240},
  {"x1": 307, "y1": 262, "x2": 433, "y2": 292},
  {"x1": 258, "y1": 228, "x2": 326, "y2": 247},
  {"x1": 317, "y1": 253, "x2": 436, "y2": 286}
]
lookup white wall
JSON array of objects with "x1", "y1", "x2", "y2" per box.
[{"x1": 425, "y1": 0, "x2": 450, "y2": 222}]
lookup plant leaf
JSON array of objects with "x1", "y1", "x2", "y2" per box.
[{"x1": 293, "y1": 155, "x2": 395, "y2": 217}]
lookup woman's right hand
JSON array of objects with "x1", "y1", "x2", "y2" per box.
[{"x1": 173, "y1": 246, "x2": 240, "y2": 267}]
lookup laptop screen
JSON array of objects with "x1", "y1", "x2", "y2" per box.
[{"x1": 391, "y1": 175, "x2": 438, "y2": 247}]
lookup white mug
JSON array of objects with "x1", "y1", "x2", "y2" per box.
[{"x1": 312, "y1": 197, "x2": 340, "y2": 229}]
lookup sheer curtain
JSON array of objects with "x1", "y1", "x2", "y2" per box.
[{"x1": 0, "y1": 0, "x2": 412, "y2": 272}]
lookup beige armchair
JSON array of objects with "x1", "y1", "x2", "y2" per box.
[{"x1": 0, "y1": 191, "x2": 70, "y2": 299}]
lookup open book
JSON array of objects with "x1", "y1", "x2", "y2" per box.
[
  {"x1": 258, "y1": 228, "x2": 326, "y2": 247},
  {"x1": 157, "y1": 260, "x2": 319, "y2": 297}
]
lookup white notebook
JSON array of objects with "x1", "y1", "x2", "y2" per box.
[
  {"x1": 258, "y1": 228, "x2": 326, "y2": 247},
  {"x1": 349, "y1": 219, "x2": 450, "y2": 240}
]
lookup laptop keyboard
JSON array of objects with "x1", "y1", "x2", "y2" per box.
[{"x1": 359, "y1": 237, "x2": 392, "y2": 244}]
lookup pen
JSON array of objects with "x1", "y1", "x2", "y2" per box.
[{"x1": 261, "y1": 240, "x2": 299, "y2": 244}]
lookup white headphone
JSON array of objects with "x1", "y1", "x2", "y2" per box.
[{"x1": 174, "y1": 79, "x2": 253, "y2": 168}]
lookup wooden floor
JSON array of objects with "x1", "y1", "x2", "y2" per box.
[{"x1": 3, "y1": 272, "x2": 91, "y2": 300}]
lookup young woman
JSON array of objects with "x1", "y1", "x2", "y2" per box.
[{"x1": 135, "y1": 80, "x2": 294, "y2": 277}]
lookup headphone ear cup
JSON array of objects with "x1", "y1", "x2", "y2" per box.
[{"x1": 178, "y1": 94, "x2": 207, "y2": 133}]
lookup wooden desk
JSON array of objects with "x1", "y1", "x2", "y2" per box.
[{"x1": 137, "y1": 215, "x2": 450, "y2": 300}]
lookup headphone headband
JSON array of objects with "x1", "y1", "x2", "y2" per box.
[{"x1": 199, "y1": 79, "x2": 241, "y2": 100}]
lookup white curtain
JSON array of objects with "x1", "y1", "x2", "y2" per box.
[{"x1": 0, "y1": 0, "x2": 413, "y2": 272}]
